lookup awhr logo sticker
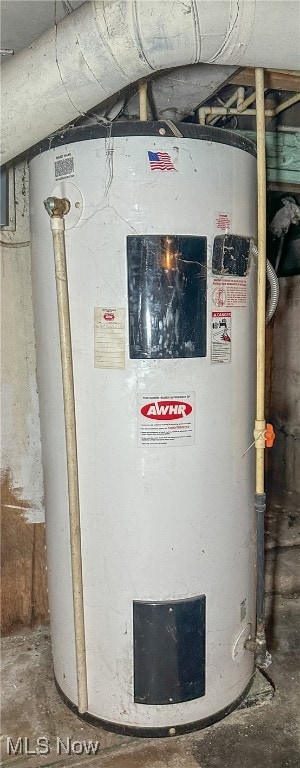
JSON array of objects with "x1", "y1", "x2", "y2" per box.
[
  {"x1": 141, "y1": 401, "x2": 193, "y2": 421},
  {"x1": 138, "y1": 394, "x2": 195, "y2": 447}
]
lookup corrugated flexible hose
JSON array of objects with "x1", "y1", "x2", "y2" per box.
[{"x1": 251, "y1": 243, "x2": 280, "y2": 324}]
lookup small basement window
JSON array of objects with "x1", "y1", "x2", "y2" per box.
[{"x1": 0, "y1": 166, "x2": 15, "y2": 231}]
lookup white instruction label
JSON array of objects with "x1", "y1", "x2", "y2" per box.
[
  {"x1": 54, "y1": 152, "x2": 75, "y2": 180},
  {"x1": 94, "y1": 308, "x2": 125, "y2": 369},
  {"x1": 212, "y1": 277, "x2": 247, "y2": 308},
  {"x1": 138, "y1": 393, "x2": 195, "y2": 447},
  {"x1": 211, "y1": 312, "x2": 232, "y2": 364},
  {"x1": 215, "y1": 211, "x2": 232, "y2": 232}
]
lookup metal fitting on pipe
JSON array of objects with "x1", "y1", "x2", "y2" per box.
[
  {"x1": 44, "y1": 196, "x2": 71, "y2": 218},
  {"x1": 244, "y1": 638, "x2": 257, "y2": 654},
  {"x1": 244, "y1": 491, "x2": 271, "y2": 670},
  {"x1": 254, "y1": 492, "x2": 268, "y2": 668}
]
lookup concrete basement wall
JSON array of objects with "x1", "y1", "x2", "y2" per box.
[
  {"x1": 0, "y1": 162, "x2": 48, "y2": 633},
  {"x1": 269, "y1": 276, "x2": 300, "y2": 495}
]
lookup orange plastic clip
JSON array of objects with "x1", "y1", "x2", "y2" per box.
[{"x1": 265, "y1": 423, "x2": 275, "y2": 448}]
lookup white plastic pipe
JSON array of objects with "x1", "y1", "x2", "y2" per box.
[
  {"x1": 254, "y1": 67, "x2": 267, "y2": 493},
  {"x1": 139, "y1": 80, "x2": 148, "y2": 121},
  {"x1": 254, "y1": 67, "x2": 268, "y2": 669},
  {"x1": 236, "y1": 87, "x2": 245, "y2": 109},
  {"x1": 198, "y1": 106, "x2": 274, "y2": 122},
  {"x1": 237, "y1": 89, "x2": 259, "y2": 113},
  {"x1": 274, "y1": 93, "x2": 300, "y2": 115},
  {"x1": 206, "y1": 88, "x2": 240, "y2": 125},
  {"x1": 1, "y1": 0, "x2": 300, "y2": 164},
  {"x1": 45, "y1": 200, "x2": 88, "y2": 714}
]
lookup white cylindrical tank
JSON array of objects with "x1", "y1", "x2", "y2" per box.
[{"x1": 29, "y1": 123, "x2": 257, "y2": 736}]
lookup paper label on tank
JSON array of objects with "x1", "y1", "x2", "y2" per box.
[
  {"x1": 212, "y1": 278, "x2": 247, "y2": 308},
  {"x1": 215, "y1": 211, "x2": 232, "y2": 232},
  {"x1": 138, "y1": 393, "x2": 195, "y2": 447},
  {"x1": 54, "y1": 152, "x2": 75, "y2": 180},
  {"x1": 211, "y1": 312, "x2": 231, "y2": 363},
  {"x1": 94, "y1": 308, "x2": 125, "y2": 369}
]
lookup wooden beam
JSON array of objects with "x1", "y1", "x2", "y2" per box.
[
  {"x1": 230, "y1": 68, "x2": 300, "y2": 92},
  {"x1": 1, "y1": 470, "x2": 48, "y2": 634}
]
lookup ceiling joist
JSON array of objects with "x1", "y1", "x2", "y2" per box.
[{"x1": 230, "y1": 69, "x2": 300, "y2": 93}]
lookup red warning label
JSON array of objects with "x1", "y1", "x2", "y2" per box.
[
  {"x1": 215, "y1": 211, "x2": 232, "y2": 231},
  {"x1": 211, "y1": 311, "x2": 232, "y2": 363},
  {"x1": 212, "y1": 278, "x2": 247, "y2": 308}
]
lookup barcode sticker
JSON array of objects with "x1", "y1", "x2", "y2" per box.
[{"x1": 54, "y1": 153, "x2": 75, "y2": 180}]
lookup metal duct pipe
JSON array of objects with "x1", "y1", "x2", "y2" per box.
[{"x1": 1, "y1": 0, "x2": 299, "y2": 165}]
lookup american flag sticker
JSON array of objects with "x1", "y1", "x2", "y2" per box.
[{"x1": 148, "y1": 151, "x2": 177, "y2": 171}]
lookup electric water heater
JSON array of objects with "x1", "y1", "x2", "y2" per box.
[{"x1": 29, "y1": 122, "x2": 257, "y2": 735}]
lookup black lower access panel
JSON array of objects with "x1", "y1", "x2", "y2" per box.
[{"x1": 133, "y1": 596, "x2": 206, "y2": 705}]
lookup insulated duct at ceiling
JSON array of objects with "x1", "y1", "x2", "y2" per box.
[
  {"x1": 1, "y1": 0, "x2": 299, "y2": 165},
  {"x1": 93, "y1": 64, "x2": 237, "y2": 122}
]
